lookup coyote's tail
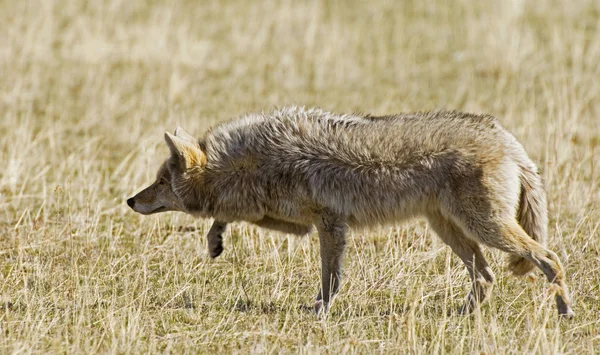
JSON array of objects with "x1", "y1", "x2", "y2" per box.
[{"x1": 508, "y1": 161, "x2": 549, "y2": 276}]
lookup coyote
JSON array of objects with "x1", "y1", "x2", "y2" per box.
[{"x1": 127, "y1": 107, "x2": 574, "y2": 318}]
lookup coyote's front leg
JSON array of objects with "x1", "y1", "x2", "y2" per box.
[
  {"x1": 207, "y1": 220, "x2": 227, "y2": 258},
  {"x1": 314, "y1": 212, "x2": 347, "y2": 314}
]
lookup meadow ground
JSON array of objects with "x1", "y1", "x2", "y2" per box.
[{"x1": 1, "y1": 0, "x2": 599, "y2": 353}]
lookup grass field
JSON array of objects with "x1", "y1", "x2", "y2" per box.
[{"x1": 1, "y1": 0, "x2": 599, "y2": 353}]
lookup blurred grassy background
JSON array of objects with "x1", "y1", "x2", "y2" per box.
[{"x1": 1, "y1": 0, "x2": 599, "y2": 353}]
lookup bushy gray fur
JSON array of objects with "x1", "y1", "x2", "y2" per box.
[{"x1": 128, "y1": 106, "x2": 573, "y2": 318}]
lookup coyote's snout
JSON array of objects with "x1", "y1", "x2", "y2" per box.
[
  {"x1": 127, "y1": 107, "x2": 574, "y2": 318},
  {"x1": 127, "y1": 161, "x2": 183, "y2": 215}
]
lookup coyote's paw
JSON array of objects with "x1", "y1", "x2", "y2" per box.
[
  {"x1": 559, "y1": 308, "x2": 575, "y2": 320},
  {"x1": 314, "y1": 300, "x2": 324, "y2": 315},
  {"x1": 209, "y1": 240, "x2": 223, "y2": 258},
  {"x1": 556, "y1": 294, "x2": 575, "y2": 319},
  {"x1": 314, "y1": 299, "x2": 332, "y2": 317},
  {"x1": 456, "y1": 301, "x2": 476, "y2": 316},
  {"x1": 558, "y1": 301, "x2": 575, "y2": 320}
]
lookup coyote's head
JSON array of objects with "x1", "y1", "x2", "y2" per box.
[{"x1": 127, "y1": 127, "x2": 207, "y2": 215}]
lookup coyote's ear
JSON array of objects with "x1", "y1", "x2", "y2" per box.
[
  {"x1": 164, "y1": 132, "x2": 207, "y2": 169},
  {"x1": 174, "y1": 126, "x2": 196, "y2": 143}
]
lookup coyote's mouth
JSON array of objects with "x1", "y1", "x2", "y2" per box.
[
  {"x1": 151, "y1": 206, "x2": 167, "y2": 213},
  {"x1": 141, "y1": 206, "x2": 167, "y2": 215}
]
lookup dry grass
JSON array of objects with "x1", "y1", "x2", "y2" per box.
[{"x1": 1, "y1": 0, "x2": 599, "y2": 353}]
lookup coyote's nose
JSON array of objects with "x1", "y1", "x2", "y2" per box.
[{"x1": 127, "y1": 198, "x2": 135, "y2": 208}]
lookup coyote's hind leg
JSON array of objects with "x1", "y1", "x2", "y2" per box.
[
  {"x1": 451, "y1": 208, "x2": 574, "y2": 318},
  {"x1": 427, "y1": 212, "x2": 495, "y2": 314},
  {"x1": 492, "y1": 221, "x2": 574, "y2": 318}
]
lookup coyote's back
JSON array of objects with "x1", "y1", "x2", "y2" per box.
[{"x1": 207, "y1": 108, "x2": 531, "y2": 225}]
